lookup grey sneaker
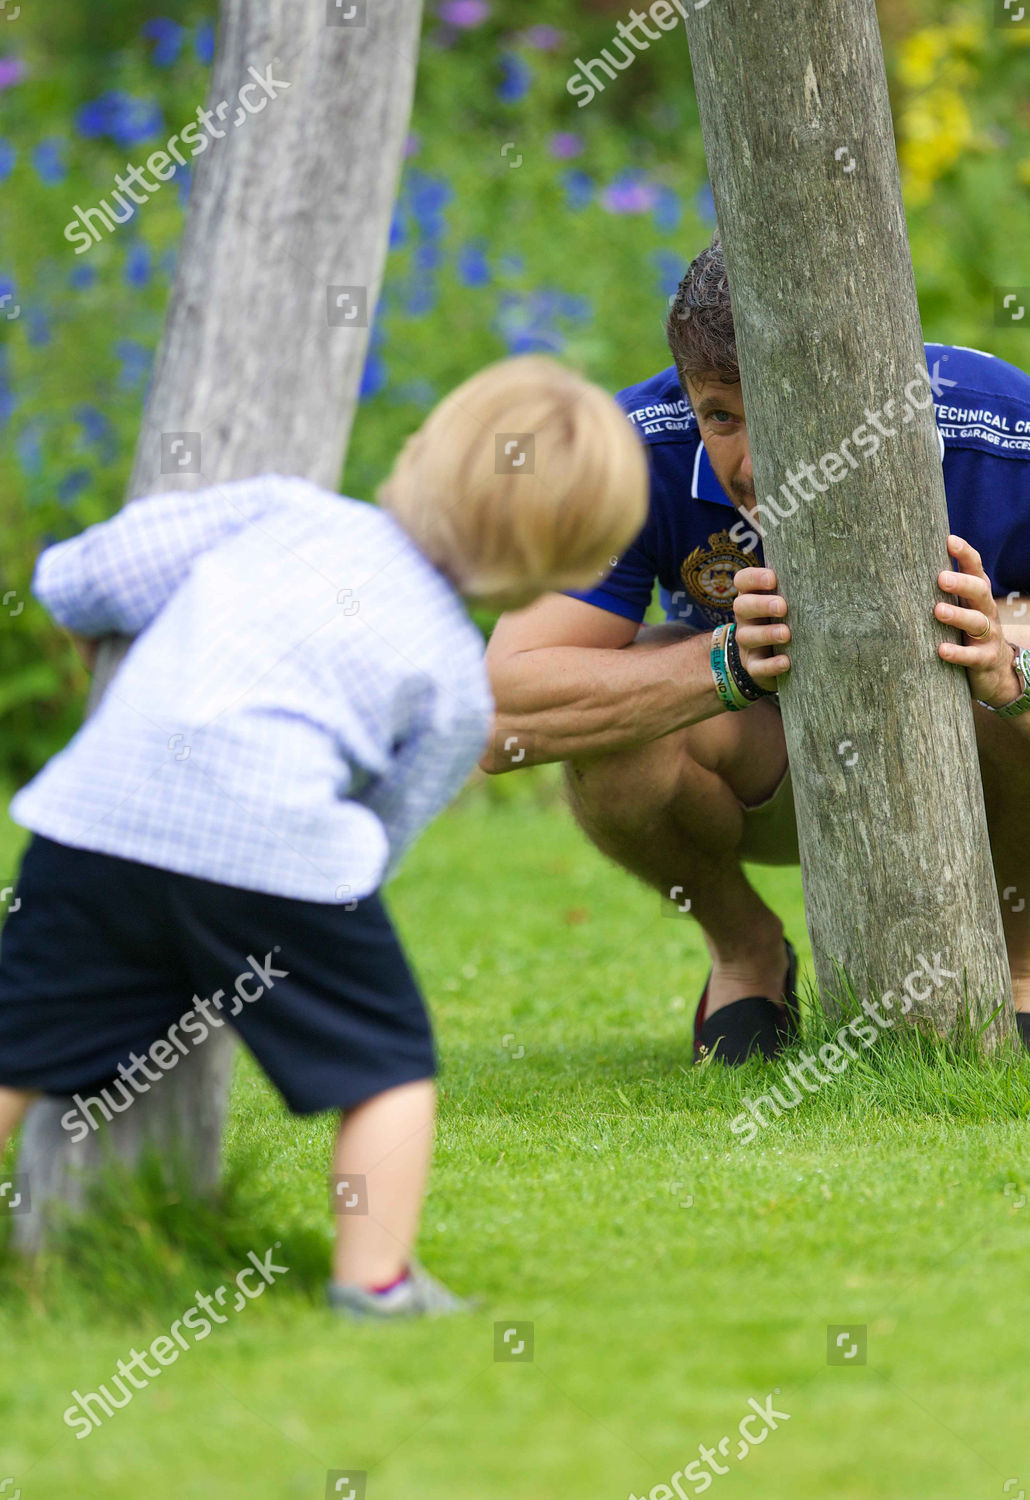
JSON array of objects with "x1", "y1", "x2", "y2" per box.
[{"x1": 327, "y1": 1263, "x2": 473, "y2": 1321}]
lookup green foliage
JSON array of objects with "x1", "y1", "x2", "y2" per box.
[{"x1": 2, "y1": 0, "x2": 1028, "y2": 785}]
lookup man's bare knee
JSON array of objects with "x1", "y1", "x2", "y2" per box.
[{"x1": 565, "y1": 733, "x2": 696, "y2": 837}]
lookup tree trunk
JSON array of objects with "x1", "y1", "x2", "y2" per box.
[
  {"x1": 15, "y1": 0, "x2": 424, "y2": 1251},
  {"x1": 683, "y1": 0, "x2": 1014, "y2": 1044}
]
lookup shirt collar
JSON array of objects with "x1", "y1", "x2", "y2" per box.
[
  {"x1": 690, "y1": 428, "x2": 947, "y2": 507},
  {"x1": 691, "y1": 439, "x2": 736, "y2": 508}
]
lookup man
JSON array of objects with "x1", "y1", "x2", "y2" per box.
[{"x1": 483, "y1": 238, "x2": 1030, "y2": 1063}]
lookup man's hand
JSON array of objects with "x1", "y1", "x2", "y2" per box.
[
  {"x1": 732, "y1": 567, "x2": 792, "y2": 688},
  {"x1": 67, "y1": 632, "x2": 99, "y2": 673},
  {"x1": 936, "y1": 534, "x2": 1022, "y2": 709}
]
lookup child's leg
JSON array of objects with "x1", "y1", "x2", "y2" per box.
[
  {"x1": 332, "y1": 1078, "x2": 436, "y2": 1288},
  {"x1": 0, "y1": 1087, "x2": 37, "y2": 1157}
]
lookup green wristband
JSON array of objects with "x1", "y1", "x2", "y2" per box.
[{"x1": 711, "y1": 624, "x2": 750, "y2": 712}]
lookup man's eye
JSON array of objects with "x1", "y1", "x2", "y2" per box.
[{"x1": 709, "y1": 410, "x2": 734, "y2": 425}]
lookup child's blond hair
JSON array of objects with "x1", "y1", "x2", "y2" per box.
[{"x1": 377, "y1": 355, "x2": 649, "y2": 605}]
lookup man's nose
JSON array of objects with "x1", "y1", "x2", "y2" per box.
[{"x1": 738, "y1": 445, "x2": 753, "y2": 486}]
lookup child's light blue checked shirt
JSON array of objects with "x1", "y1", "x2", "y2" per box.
[{"x1": 11, "y1": 476, "x2": 493, "y2": 903}]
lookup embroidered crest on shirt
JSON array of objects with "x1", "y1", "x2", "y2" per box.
[{"x1": 680, "y1": 529, "x2": 760, "y2": 623}]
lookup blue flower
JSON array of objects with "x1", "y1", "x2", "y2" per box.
[
  {"x1": 75, "y1": 404, "x2": 111, "y2": 450},
  {"x1": 114, "y1": 339, "x2": 153, "y2": 389},
  {"x1": 654, "y1": 185, "x2": 681, "y2": 232},
  {"x1": 58, "y1": 469, "x2": 92, "y2": 505},
  {"x1": 492, "y1": 289, "x2": 580, "y2": 356},
  {"x1": 414, "y1": 243, "x2": 443, "y2": 273},
  {"x1": 174, "y1": 162, "x2": 191, "y2": 206},
  {"x1": 456, "y1": 241, "x2": 490, "y2": 287},
  {"x1": 695, "y1": 180, "x2": 717, "y2": 224},
  {"x1": 359, "y1": 351, "x2": 386, "y2": 401},
  {"x1": 26, "y1": 309, "x2": 51, "y2": 347},
  {"x1": 143, "y1": 17, "x2": 185, "y2": 68},
  {"x1": 125, "y1": 241, "x2": 151, "y2": 289},
  {"x1": 0, "y1": 140, "x2": 15, "y2": 182},
  {"x1": 69, "y1": 263, "x2": 97, "y2": 290},
  {"x1": 195, "y1": 22, "x2": 216, "y2": 64},
  {"x1": 653, "y1": 250, "x2": 684, "y2": 297},
  {"x1": 497, "y1": 51, "x2": 532, "y2": 103},
  {"x1": 405, "y1": 170, "x2": 452, "y2": 239},
  {"x1": 33, "y1": 139, "x2": 66, "y2": 185},
  {"x1": 16, "y1": 421, "x2": 44, "y2": 476},
  {"x1": 75, "y1": 92, "x2": 164, "y2": 148},
  {"x1": 562, "y1": 169, "x2": 594, "y2": 212},
  {"x1": 405, "y1": 283, "x2": 438, "y2": 317},
  {"x1": 0, "y1": 346, "x2": 13, "y2": 427},
  {"x1": 602, "y1": 171, "x2": 659, "y2": 215},
  {"x1": 388, "y1": 207, "x2": 407, "y2": 249}
]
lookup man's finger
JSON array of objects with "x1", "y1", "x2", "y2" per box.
[
  {"x1": 733, "y1": 567, "x2": 777, "y2": 594},
  {"x1": 734, "y1": 592, "x2": 787, "y2": 621},
  {"x1": 736, "y1": 622, "x2": 791, "y2": 650}
]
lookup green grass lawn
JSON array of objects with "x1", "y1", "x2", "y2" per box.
[{"x1": 1, "y1": 774, "x2": 1029, "y2": 1500}]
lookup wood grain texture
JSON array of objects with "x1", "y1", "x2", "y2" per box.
[
  {"x1": 15, "y1": 0, "x2": 424, "y2": 1251},
  {"x1": 683, "y1": 0, "x2": 1014, "y2": 1043}
]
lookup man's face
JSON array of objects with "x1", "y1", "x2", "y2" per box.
[{"x1": 684, "y1": 374, "x2": 754, "y2": 516}]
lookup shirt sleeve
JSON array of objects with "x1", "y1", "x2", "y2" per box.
[
  {"x1": 562, "y1": 517, "x2": 659, "y2": 623},
  {"x1": 31, "y1": 475, "x2": 295, "y2": 636},
  {"x1": 362, "y1": 692, "x2": 490, "y2": 881}
]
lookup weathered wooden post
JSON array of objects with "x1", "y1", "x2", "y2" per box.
[
  {"x1": 683, "y1": 0, "x2": 1013, "y2": 1043},
  {"x1": 15, "y1": 0, "x2": 424, "y2": 1249}
]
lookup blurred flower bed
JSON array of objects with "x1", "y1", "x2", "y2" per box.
[{"x1": 0, "y1": 0, "x2": 1028, "y2": 780}]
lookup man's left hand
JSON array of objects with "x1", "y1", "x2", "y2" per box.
[{"x1": 936, "y1": 534, "x2": 1022, "y2": 709}]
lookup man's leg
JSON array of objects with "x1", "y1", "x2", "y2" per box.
[
  {"x1": 973, "y1": 704, "x2": 1030, "y2": 1012},
  {"x1": 565, "y1": 658, "x2": 794, "y2": 1017},
  {"x1": 0, "y1": 1087, "x2": 36, "y2": 1158}
]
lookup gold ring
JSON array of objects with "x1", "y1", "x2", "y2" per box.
[{"x1": 970, "y1": 617, "x2": 992, "y2": 640}]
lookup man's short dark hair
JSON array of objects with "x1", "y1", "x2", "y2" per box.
[{"x1": 665, "y1": 235, "x2": 740, "y2": 390}]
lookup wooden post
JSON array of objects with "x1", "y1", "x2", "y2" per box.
[
  {"x1": 15, "y1": 0, "x2": 424, "y2": 1250},
  {"x1": 682, "y1": 0, "x2": 1014, "y2": 1044}
]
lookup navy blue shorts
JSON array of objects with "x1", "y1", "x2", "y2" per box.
[{"x1": 0, "y1": 835, "x2": 435, "y2": 1114}]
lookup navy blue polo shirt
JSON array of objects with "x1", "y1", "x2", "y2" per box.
[{"x1": 570, "y1": 343, "x2": 1030, "y2": 629}]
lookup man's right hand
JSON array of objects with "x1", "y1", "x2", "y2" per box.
[{"x1": 732, "y1": 567, "x2": 792, "y2": 689}]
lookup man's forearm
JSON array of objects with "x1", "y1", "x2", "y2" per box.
[{"x1": 484, "y1": 627, "x2": 726, "y2": 771}]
